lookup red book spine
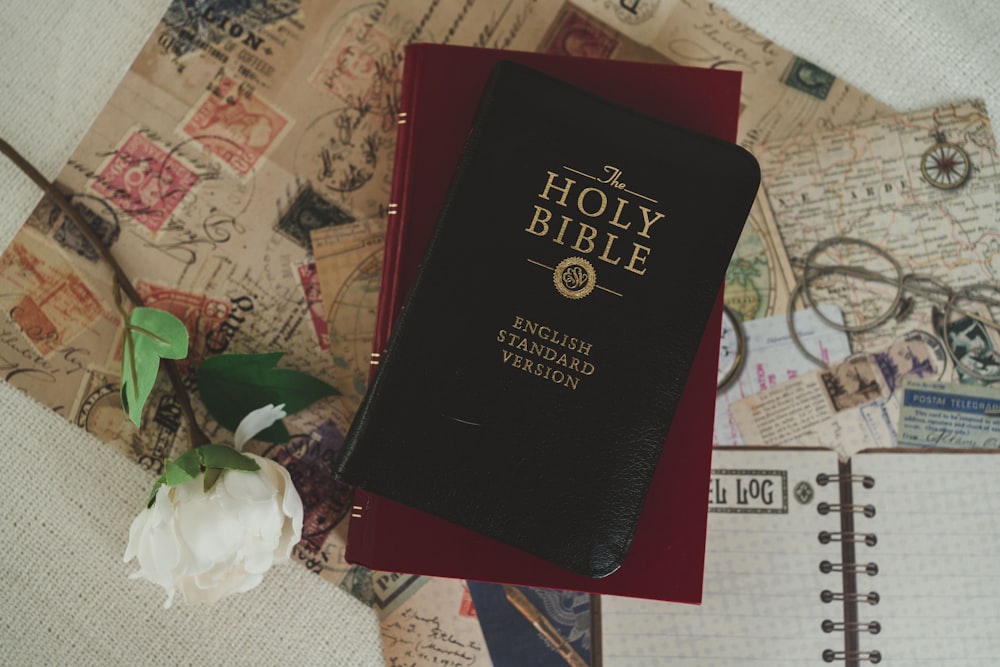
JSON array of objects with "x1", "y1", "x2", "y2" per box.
[
  {"x1": 347, "y1": 45, "x2": 423, "y2": 566},
  {"x1": 371, "y1": 47, "x2": 422, "y2": 362}
]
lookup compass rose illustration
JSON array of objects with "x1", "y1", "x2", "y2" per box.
[{"x1": 920, "y1": 132, "x2": 971, "y2": 189}]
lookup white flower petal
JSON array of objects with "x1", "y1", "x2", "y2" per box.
[
  {"x1": 175, "y1": 493, "x2": 243, "y2": 572},
  {"x1": 189, "y1": 565, "x2": 261, "y2": 602},
  {"x1": 280, "y1": 471, "x2": 304, "y2": 528},
  {"x1": 264, "y1": 459, "x2": 297, "y2": 515},
  {"x1": 241, "y1": 540, "x2": 277, "y2": 574},
  {"x1": 233, "y1": 403, "x2": 287, "y2": 450},
  {"x1": 236, "y1": 498, "x2": 284, "y2": 543},
  {"x1": 247, "y1": 457, "x2": 304, "y2": 558},
  {"x1": 128, "y1": 488, "x2": 179, "y2": 585},
  {"x1": 223, "y1": 467, "x2": 276, "y2": 503},
  {"x1": 231, "y1": 571, "x2": 264, "y2": 594},
  {"x1": 134, "y1": 535, "x2": 157, "y2": 580},
  {"x1": 250, "y1": 454, "x2": 283, "y2": 488},
  {"x1": 136, "y1": 537, "x2": 171, "y2": 590},
  {"x1": 278, "y1": 477, "x2": 304, "y2": 557},
  {"x1": 146, "y1": 517, "x2": 182, "y2": 584},
  {"x1": 151, "y1": 483, "x2": 177, "y2": 517},
  {"x1": 123, "y1": 507, "x2": 152, "y2": 563},
  {"x1": 163, "y1": 588, "x2": 176, "y2": 609}
]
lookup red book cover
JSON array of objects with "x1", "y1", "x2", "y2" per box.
[{"x1": 348, "y1": 43, "x2": 742, "y2": 602}]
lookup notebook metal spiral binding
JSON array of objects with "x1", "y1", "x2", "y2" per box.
[
  {"x1": 819, "y1": 560, "x2": 879, "y2": 575},
  {"x1": 822, "y1": 650, "x2": 883, "y2": 664},
  {"x1": 817, "y1": 470, "x2": 881, "y2": 664},
  {"x1": 820, "y1": 591, "x2": 880, "y2": 605},
  {"x1": 817, "y1": 502, "x2": 876, "y2": 518},
  {"x1": 818, "y1": 531, "x2": 878, "y2": 547},
  {"x1": 816, "y1": 473, "x2": 875, "y2": 489},
  {"x1": 822, "y1": 620, "x2": 881, "y2": 634}
]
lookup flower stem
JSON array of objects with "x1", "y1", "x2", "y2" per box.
[{"x1": 0, "y1": 137, "x2": 210, "y2": 447}]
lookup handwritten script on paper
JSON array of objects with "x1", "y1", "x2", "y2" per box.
[{"x1": 381, "y1": 578, "x2": 487, "y2": 667}]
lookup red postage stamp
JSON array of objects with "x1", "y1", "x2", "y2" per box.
[
  {"x1": 10, "y1": 295, "x2": 59, "y2": 355},
  {"x1": 459, "y1": 584, "x2": 478, "y2": 619},
  {"x1": 541, "y1": 6, "x2": 620, "y2": 58},
  {"x1": 91, "y1": 131, "x2": 200, "y2": 234},
  {"x1": 308, "y1": 14, "x2": 399, "y2": 105},
  {"x1": 295, "y1": 261, "x2": 331, "y2": 351},
  {"x1": 0, "y1": 230, "x2": 105, "y2": 356},
  {"x1": 182, "y1": 75, "x2": 290, "y2": 175}
]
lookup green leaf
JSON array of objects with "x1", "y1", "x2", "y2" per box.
[
  {"x1": 120, "y1": 308, "x2": 189, "y2": 426},
  {"x1": 198, "y1": 444, "x2": 260, "y2": 472},
  {"x1": 196, "y1": 352, "x2": 338, "y2": 443},
  {"x1": 172, "y1": 449, "x2": 202, "y2": 478},
  {"x1": 164, "y1": 460, "x2": 196, "y2": 486},
  {"x1": 203, "y1": 468, "x2": 223, "y2": 493}
]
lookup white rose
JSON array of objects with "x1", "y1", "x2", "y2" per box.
[{"x1": 124, "y1": 404, "x2": 304, "y2": 608}]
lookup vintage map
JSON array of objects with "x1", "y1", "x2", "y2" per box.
[{"x1": 756, "y1": 100, "x2": 1000, "y2": 369}]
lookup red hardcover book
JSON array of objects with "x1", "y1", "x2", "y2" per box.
[{"x1": 347, "y1": 43, "x2": 743, "y2": 602}]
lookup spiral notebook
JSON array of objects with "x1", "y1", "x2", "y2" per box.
[{"x1": 600, "y1": 447, "x2": 1000, "y2": 666}]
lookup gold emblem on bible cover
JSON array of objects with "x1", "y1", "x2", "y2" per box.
[{"x1": 553, "y1": 256, "x2": 597, "y2": 299}]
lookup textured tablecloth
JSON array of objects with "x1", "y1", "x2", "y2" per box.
[{"x1": 2, "y1": 1, "x2": 998, "y2": 665}]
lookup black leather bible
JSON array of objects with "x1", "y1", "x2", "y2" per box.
[{"x1": 335, "y1": 61, "x2": 760, "y2": 578}]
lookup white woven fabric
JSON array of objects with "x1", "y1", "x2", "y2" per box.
[
  {"x1": 2, "y1": 1, "x2": 999, "y2": 665},
  {"x1": 715, "y1": 0, "x2": 1000, "y2": 117},
  {"x1": 1, "y1": 387, "x2": 384, "y2": 666}
]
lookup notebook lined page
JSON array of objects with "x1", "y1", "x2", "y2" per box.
[
  {"x1": 854, "y1": 452, "x2": 1000, "y2": 665},
  {"x1": 601, "y1": 448, "x2": 837, "y2": 666}
]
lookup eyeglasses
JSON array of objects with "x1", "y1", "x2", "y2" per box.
[{"x1": 786, "y1": 236, "x2": 1000, "y2": 383}]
